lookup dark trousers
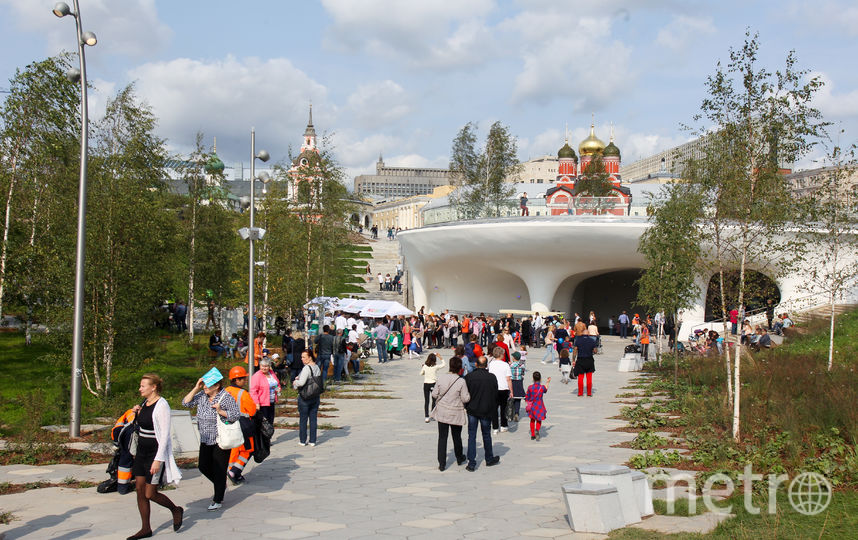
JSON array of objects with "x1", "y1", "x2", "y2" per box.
[
  {"x1": 317, "y1": 355, "x2": 331, "y2": 386},
  {"x1": 492, "y1": 390, "x2": 510, "y2": 429},
  {"x1": 423, "y1": 382, "x2": 436, "y2": 417},
  {"x1": 437, "y1": 422, "x2": 464, "y2": 467},
  {"x1": 467, "y1": 414, "x2": 494, "y2": 467},
  {"x1": 198, "y1": 443, "x2": 230, "y2": 503},
  {"x1": 259, "y1": 405, "x2": 275, "y2": 426},
  {"x1": 298, "y1": 395, "x2": 320, "y2": 444},
  {"x1": 620, "y1": 323, "x2": 628, "y2": 338}
]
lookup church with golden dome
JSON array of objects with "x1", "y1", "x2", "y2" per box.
[{"x1": 544, "y1": 119, "x2": 630, "y2": 216}]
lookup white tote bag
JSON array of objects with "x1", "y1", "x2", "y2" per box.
[{"x1": 216, "y1": 394, "x2": 244, "y2": 450}]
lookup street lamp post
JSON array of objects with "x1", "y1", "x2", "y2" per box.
[
  {"x1": 245, "y1": 129, "x2": 269, "y2": 379},
  {"x1": 53, "y1": 1, "x2": 96, "y2": 439}
]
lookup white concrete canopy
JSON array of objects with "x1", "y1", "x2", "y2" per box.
[{"x1": 397, "y1": 216, "x2": 858, "y2": 335}]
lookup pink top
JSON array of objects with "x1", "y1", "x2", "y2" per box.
[{"x1": 250, "y1": 369, "x2": 280, "y2": 406}]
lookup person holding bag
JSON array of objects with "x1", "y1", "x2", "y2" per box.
[
  {"x1": 127, "y1": 374, "x2": 183, "y2": 540},
  {"x1": 293, "y1": 350, "x2": 323, "y2": 446},
  {"x1": 182, "y1": 369, "x2": 240, "y2": 511},
  {"x1": 431, "y1": 357, "x2": 470, "y2": 471}
]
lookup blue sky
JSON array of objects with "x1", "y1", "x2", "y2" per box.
[{"x1": 2, "y1": 0, "x2": 857, "y2": 186}]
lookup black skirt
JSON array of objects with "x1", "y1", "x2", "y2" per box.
[
  {"x1": 574, "y1": 356, "x2": 596, "y2": 376},
  {"x1": 132, "y1": 439, "x2": 163, "y2": 485}
]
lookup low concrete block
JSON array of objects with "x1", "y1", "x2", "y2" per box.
[
  {"x1": 562, "y1": 482, "x2": 626, "y2": 534},
  {"x1": 171, "y1": 410, "x2": 199, "y2": 456},
  {"x1": 577, "y1": 464, "x2": 642, "y2": 525},
  {"x1": 618, "y1": 353, "x2": 642, "y2": 372},
  {"x1": 631, "y1": 470, "x2": 655, "y2": 516}
]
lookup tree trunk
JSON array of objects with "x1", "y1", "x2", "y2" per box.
[
  {"x1": 0, "y1": 169, "x2": 17, "y2": 322},
  {"x1": 674, "y1": 310, "x2": 679, "y2": 387},
  {"x1": 828, "y1": 292, "x2": 836, "y2": 371}
]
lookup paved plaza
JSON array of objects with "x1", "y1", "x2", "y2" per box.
[{"x1": 0, "y1": 338, "x2": 646, "y2": 539}]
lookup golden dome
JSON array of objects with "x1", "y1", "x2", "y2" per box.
[{"x1": 579, "y1": 123, "x2": 605, "y2": 156}]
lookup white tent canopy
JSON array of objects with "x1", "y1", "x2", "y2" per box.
[
  {"x1": 359, "y1": 300, "x2": 413, "y2": 318},
  {"x1": 302, "y1": 297, "x2": 414, "y2": 319}
]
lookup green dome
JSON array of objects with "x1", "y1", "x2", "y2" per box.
[
  {"x1": 205, "y1": 154, "x2": 225, "y2": 173},
  {"x1": 558, "y1": 142, "x2": 577, "y2": 159},
  {"x1": 603, "y1": 141, "x2": 620, "y2": 158}
]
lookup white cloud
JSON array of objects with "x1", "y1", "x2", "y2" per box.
[
  {"x1": 502, "y1": 13, "x2": 634, "y2": 108},
  {"x1": 811, "y1": 72, "x2": 858, "y2": 119},
  {"x1": 128, "y1": 56, "x2": 327, "y2": 163},
  {"x1": 0, "y1": 0, "x2": 171, "y2": 58},
  {"x1": 786, "y1": 1, "x2": 858, "y2": 37},
  {"x1": 655, "y1": 15, "x2": 716, "y2": 52},
  {"x1": 346, "y1": 80, "x2": 412, "y2": 129},
  {"x1": 320, "y1": 0, "x2": 498, "y2": 69}
]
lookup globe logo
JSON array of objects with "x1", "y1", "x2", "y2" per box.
[{"x1": 788, "y1": 472, "x2": 832, "y2": 516}]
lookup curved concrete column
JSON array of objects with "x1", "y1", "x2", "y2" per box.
[
  {"x1": 677, "y1": 275, "x2": 709, "y2": 340},
  {"x1": 410, "y1": 270, "x2": 429, "y2": 312},
  {"x1": 519, "y1": 269, "x2": 570, "y2": 313}
]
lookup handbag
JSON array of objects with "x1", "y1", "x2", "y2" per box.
[
  {"x1": 298, "y1": 367, "x2": 324, "y2": 400},
  {"x1": 216, "y1": 394, "x2": 244, "y2": 450}
]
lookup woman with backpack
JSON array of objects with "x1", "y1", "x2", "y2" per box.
[{"x1": 293, "y1": 349, "x2": 322, "y2": 446}]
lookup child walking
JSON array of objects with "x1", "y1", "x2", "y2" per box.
[
  {"x1": 525, "y1": 371, "x2": 550, "y2": 440},
  {"x1": 420, "y1": 354, "x2": 445, "y2": 423},
  {"x1": 558, "y1": 348, "x2": 572, "y2": 383}
]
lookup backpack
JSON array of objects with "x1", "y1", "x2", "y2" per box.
[
  {"x1": 464, "y1": 342, "x2": 477, "y2": 362},
  {"x1": 337, "y1": 337, "x2": 348, "y2": 355}
]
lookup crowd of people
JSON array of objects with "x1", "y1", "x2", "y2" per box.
[{"x1": 122, "y1": 303, "x2": 780, "y2": 536}]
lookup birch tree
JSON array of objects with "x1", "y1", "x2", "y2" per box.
[
  {"x1": 449, "y1": 121, "x2": 520, "y2": 218},
  {"x1": 689, "y1": 32, "x2": 826, "y2": 441},
  {"x1": 83, "y1": 84, "x2": 172, "y2": 395},
  {"x1": 799, "y1": 143, "x2": 858, "y2": 370},
  {"x1": 0, "y1": 55, "x2": 78, "y2": 327}
]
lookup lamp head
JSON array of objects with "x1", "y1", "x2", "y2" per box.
[
  {"x1": 52, "y1": 2, "x2": 71, "y2": 17},
  {"x1": 82, "y1": 31, "x2": 97, "y2": 46},
  {"x1": 238, "y1": 227, "x2": 251, "y2": 240},
  {"x1": 258, "y1": 171, "x2": 271, "y2": 184},
  {"x1": 65, "y1": 68, "x2": 81, "y2": 83},
  {"x1": 256, "y1": 150, "x2": 270, "y2": 163}
]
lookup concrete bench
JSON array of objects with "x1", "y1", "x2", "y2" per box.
[
  {"x1": 631, "y1": 470, "x2": 654, "y2": 517},
  {"x1": 561, "y1": 482, "x2": 626, "y2": 534},
  {"x1": 576, "y1": 464, "x2": 642, "y2": 525},
  {"x1": 618, "y1": 352, "x2": 643, "y2": 372}
]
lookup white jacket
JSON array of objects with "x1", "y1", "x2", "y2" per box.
[{"x1": 152, "y1": 397, "x2": 182, "y2": 485}]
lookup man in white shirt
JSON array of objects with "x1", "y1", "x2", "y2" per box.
[
  {"x1": 346, "y1": 315, "x2": 356, "y2": 332},
  {"x1": 335, "y1": 312, "x2": 348, "y2": 333},
  {"x1": 396, "y1": 262, "x2": 403, "y2": 275},
  {"x1": 377, "y1": 273, "x2": 383, "y2": 291},
  {"x1": 487, "y1": 347, "x2": 512, "y2": 434},
  {"x1": 348, "y1": 324, "x2": 359, "y2": 344},
  {"x1": 356, "y1": 318, "x2": 366, "y2": 335}
]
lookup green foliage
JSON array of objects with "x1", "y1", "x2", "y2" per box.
[
  {"x1": 630, "y1": 430, "x2": 669, "y2": 450},
  {"x1": 577, "y1": 154, "x2": 615, "y2": 197},
  {"x1": 629, "y1": 449, "x2": 684, "y2": 468},
  {"x1": 449, "y1": 121, "x2": 520, "y2": 218}
]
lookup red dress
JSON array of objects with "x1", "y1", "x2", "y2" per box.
[{"x1": 525, "y1": 383, "x2": 548, "y2": 421}]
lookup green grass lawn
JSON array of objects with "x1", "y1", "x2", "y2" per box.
[
  {"x1": 610, "y1": 490, "x2": 858, "y2": 539},
  {"x1": 0, "y1": 331, "x2": 245, "y2": 435}
]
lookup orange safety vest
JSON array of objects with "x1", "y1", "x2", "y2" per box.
[
  {"x1": 111, "y1": 408, "x2": 136, "y2": 442},
  {"x1": 226, "y1": 386, "x2": 258, "y2": 417},
  {"x1": 640, "y1": 327, "x2": 650, "y2": 345}
]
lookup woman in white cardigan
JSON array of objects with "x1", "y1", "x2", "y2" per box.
[{"x1": 128, "y1": 374, "x2": 183, "y2": 540}]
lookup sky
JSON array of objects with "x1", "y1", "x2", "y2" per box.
[{"x1": 1, "y1": 0, "x2": 857, "y2": 187}]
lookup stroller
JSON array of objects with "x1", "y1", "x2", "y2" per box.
[{"x1": 358, "y1": 332, "x2": 373, "y2": 360}]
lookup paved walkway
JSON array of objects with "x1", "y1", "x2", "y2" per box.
[{"x1": 0, "y1": 338, "x2": 643, "y2": 539}]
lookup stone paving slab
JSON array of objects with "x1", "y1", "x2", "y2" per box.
[{"x1": 0, "y1": 336, "x2": 718, "y2": 538}]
